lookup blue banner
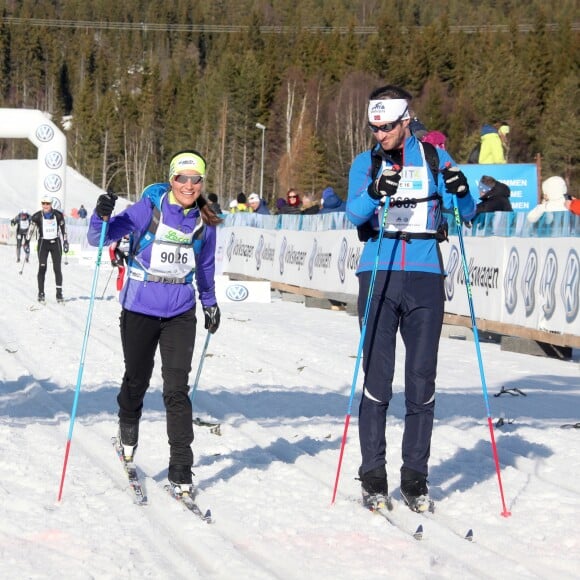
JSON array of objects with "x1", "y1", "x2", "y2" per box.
[{"x1": 459, "y1": 163, "x2": 538, "y2": 213}]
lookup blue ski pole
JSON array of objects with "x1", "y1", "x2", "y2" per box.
[
  {"x1": 57, "y1": 220, "x2": 108, "y2": 502},
  {"x1": 331, "y1": 171, "x2": 397, "y2": 505},
  {"x1": 190, "y1": 331, "x2": 212, "y2": 408},
  {"x1": 450, "y1": 177, "x2": 511, "y2": 517}
]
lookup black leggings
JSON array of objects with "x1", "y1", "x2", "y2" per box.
[
  {"x1": 37, "y1": 239, "x2": 62, "y2": 293},
  {"x1": 118, "y1": 307, "x2": 198, "y2": 467}
]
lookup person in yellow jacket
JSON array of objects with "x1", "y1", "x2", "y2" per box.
[{"x1": 478, "y1": 124, "x2": 506, "y2": 164}]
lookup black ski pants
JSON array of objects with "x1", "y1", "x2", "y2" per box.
[
  {"x1": 37, "y1": 239, "x2": 63, "y2": 294},
  {"x1": 357, "y1": 270, "x2": 444, "y2": 479},
  {"x1": 118, "y1": 307, "x2": 197, "y2": 468}
]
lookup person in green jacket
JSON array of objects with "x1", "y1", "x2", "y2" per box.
[{"x1": 478, "y1": 124, "x2": 506, "y2": 164}]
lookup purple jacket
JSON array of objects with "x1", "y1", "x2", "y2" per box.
[{"x1": 88, "y1": 188, "x2": 217, "y2": 317}]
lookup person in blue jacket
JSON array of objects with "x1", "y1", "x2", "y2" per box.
[
  {"x1": 87, "y1": 150, "x2": 222, "y2": 498},
  {"x1": 319, "y1": 187, "x2": 346, "y2": 213},
  {"x1": 347, "y1": 85, "x2": 476, "y2": 513}
]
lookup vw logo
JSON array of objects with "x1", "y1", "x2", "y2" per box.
[
  {"x1": 539, "y1": 249, "x2": 558, "y2": 319},
  {"x1": 561, "y1": 249, "x2": 578, "y2": 323},
  {"x1": 45, "y1": 151, "x2": 63, "y2": 169},
  {"x1": 337, "y1": 237, "x2": 348, "y2": 283},
  {"x1": 308, "y1": 238, "x2": 317, "y2": 280},
  {"x1": 255, "y1": 235, "x2": 264, "y2": 271},
  {"x1": 503, "y1": 248, "x2": 519, "y2": 314},
  {"x1": 44, "y1": 174, "x2": 62, "y2": 192},
  {"x1": 36, "y1": 124, "x2": 55, "y2": 142},
  {"x1": 522, "y1": 249, "x2": 538, "y2": 317},
  {"x1": 279, "y1": 237, "x2": 287, "y2": 276},
  {"x1": 226, "y1": 232, "x2": 235, "y2": 261},
  {"x1": 225, "y1": 284, "x2": 249, "y2": 302},
  {"x1": 445, "y1": 245, "x2": 460, "y2": 300}
]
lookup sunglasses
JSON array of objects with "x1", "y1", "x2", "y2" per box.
[
  {"x1": 287, "y1": 195, "x2": 297, "y2": 199},
  {"x1": 174, "y1": 174, "x2": 203, "y2": 184},
  {"x1": 368, "y1": 119, "x2": 403, "y2": 133},
  {"x1": 42, "y1": 201, "x2": 52, "y2": 205}
]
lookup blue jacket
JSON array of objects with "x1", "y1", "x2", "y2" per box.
[
  {"x1": 347, "y1": 135, "x2": 476, "y2": 275},
  {"x1": 319, "y1": 187, "x2": 346, "y2": 213},
  {"x1": 87, "y1": 184, "x2": 217, "y2": 317},
  {"x1": 253, "y1": 199, "x2": 271, "y2": 215}
]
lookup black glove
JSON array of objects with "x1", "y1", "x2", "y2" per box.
[
  {"x1": 96, "y1": 192, "x2": 117, "y2": 220},
  {"x1": 442, "y1": 166, "x2": 469, "y2": 198},
  {"x1": 368, "y1": 166, "x2": 402, "y2": 201},
  {"x1": 203, "y1": 305, "x2": 221, "y2": 334},
  {"x1": 63, "y1": 240, "x2": 69, "y2": 254}
]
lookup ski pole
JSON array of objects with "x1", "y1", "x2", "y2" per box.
[
  {"x1": 331, "y1": 178, "x2": 395, "y2": 505},
  {"x1": 100, "y1": 267, "x2": 115, "y2": 299},
  {"x1": 450, "y1": 180, "x2": 511, "y2": 518},
  {"x1": 57, "y1": 220, "x2": 108, "y2": 502},
  {"x1": 190, "y1": 331, "x2": 211, "y2": 408},
  {"x1": 18, "y1": 256, "x2": 27, "y2": 275},
  {"x1": 19, "y1": 239, "x2": 29, "y2": 275}
]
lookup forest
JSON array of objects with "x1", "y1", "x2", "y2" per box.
[{"x1": 0, "y1": 0, "x2": 578, "y2": 207}]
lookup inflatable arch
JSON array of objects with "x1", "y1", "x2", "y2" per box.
[{"x1": 0, "y1": 108, "x2": 67, "y2": 211}]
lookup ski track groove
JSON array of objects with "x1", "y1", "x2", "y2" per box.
[
  {"x1": 198, "y1": 395, "x2": 550, "y2": 579},
  {"x1": 3, "y1": 369, "x2": 274, "y2": 580}
]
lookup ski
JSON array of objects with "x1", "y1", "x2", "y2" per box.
[
  {"x1": 164, "y1": 484, "x2": 213, "y2": 523},
  {"x1": 193, "y1": 416, "x2": 222, "y2": 436},
  {"x1": 362, "y1": 497, "x2": 423, "y2": 540},
  {"x1": 111, "y1": 436, "x2": 148, "y2": 505}
]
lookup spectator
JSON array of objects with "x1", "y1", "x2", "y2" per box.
[
  {"x1": 409, "y1": 118, "x2": 428, "y2": 140},
  {"x1": 477, "y1": 124, "x2": 506, "y2": 164},
  {"x1": 235, "y1": 192, "x2": 249, "y2": 212},
  {"x1": 564, "y1": 196, "x2": 580, "y2": 216},
  {"x1": 10, "y1": 208, "x2": 31, "y2": 263},
  {"x1": 422, "y1": 130, "x2": 447, "y2": 150},
  {"x1": 527, "y1": 176, "x2": 569, "y2": 224},
  {"x1": 247, "y1": 192, "x2": 271, "y2": 215},
  {"x1": 300, "y1": 193, "x2": 320, "y2": 215},
  {"x1": 474, "y1": 175, "x2": 513, "y2": 215},
  {"x1": 78, "y1": 204, "x2": 88, "y2": 219},
  {"x1": 275, "y1": 197, "x2": 288, "y2": 214},
  {"x1": 278, "y1": 188, "x2": 302, "y2": 214},
  {"x1": 319, "y1": 187, "x2": 346, "y2": 214},
  {"x1": 207, "y1": 193, "x2": 222, "y2": 215},
  {"x1": 496, "y1": 121, "x2": 510, "y2": 162},
  {"x1": 228, "y1": 199, "x2": 238, "y2": 213}
]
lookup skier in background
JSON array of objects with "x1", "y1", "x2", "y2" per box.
[
  {"x1": 11, "y1": 209, "x2": 31, "y2": 263},
  {"x1": 27, "y1": 196, "x2": 69, "y2": 303}
]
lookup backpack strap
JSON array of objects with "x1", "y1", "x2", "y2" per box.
[{"x1": 130, "y1": 203, "x2": 160, "y2": 258}]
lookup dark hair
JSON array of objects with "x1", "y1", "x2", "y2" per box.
[
  {"x1": 369, "y1": 85, "x2": 413, "y2": 101},
  {"x1": 207, "y1": 193, "x2": 218, "y2": 203},
  {"x1": 480, "y1": 175, "x2": 497, "y2": 187},
  {"x1": 237, "y1": 192, "x2": 247, "y2": 203}
]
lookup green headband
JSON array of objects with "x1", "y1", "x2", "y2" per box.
[{"x1": 169, "y1": 152, "x2": 206, "y2": 180}]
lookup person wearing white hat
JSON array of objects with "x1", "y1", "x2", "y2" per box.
[
  {"x1": 26, "y1": 196, "x2": 69, "y2": 303},
  {"x1": 527, "y1": 176, "x2": 569, "y2": 224},
  {"x1": 247, "y1": 192, "x2": 271, "y2": 215}
]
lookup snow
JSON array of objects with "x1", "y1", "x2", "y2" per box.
[{"x1": 1, "y1": 187, "x2": 580, "y2": 579}]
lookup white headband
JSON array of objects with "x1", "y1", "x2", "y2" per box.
[{"x1": 368, "y1": 99, "x2": 410, "y2": 124}]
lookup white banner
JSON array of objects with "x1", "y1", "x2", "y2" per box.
[{"x1": 217, "y1": 225, "x2": 579, "y2": 337}]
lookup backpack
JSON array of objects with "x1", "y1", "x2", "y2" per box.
[
  {"x1": 357, "y1": 141, "x2": 446, "y2": 242},
  {"x1": 467, "y1": 142, "x2": 481, "y2": 164}
]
